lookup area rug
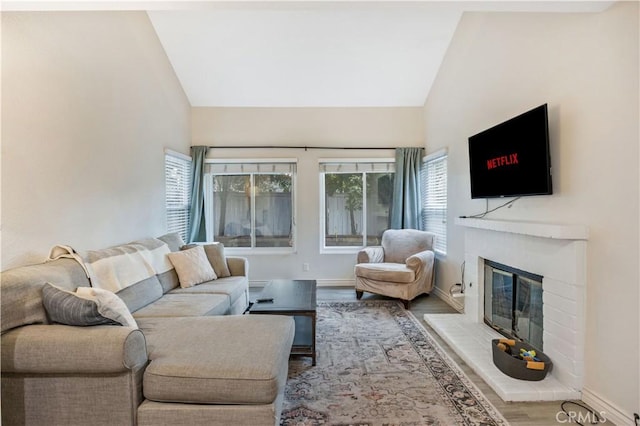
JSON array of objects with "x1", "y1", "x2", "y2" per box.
[{"x1": 281, "y1": 301, "x2": 508, "y2": 426}]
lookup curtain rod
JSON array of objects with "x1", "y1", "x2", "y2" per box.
[{"x1": 206, "y1": 146, "x2": 422, "y2": 151}]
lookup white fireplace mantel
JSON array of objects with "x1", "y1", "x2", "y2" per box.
[{"x1": 455, "y1": 217, "x2": 589, "y2": 241}]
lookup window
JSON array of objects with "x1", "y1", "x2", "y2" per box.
[
  {"x1": 421, "y1": 150, "x2": 447, "y2": 254},
  {"x1": 165, "y1": 150, "x2": 192, "y2": 242},
  {"x1": 320, "y1": 160, "x2": 394, "y2": 249},
  {"x1": 205, "y1": 161, "x2": 296, "y2": 250}
]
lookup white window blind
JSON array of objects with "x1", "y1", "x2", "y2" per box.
[
  {"x1": 319, "y1": 160, "x2": 395, "y2": 174},
  {"x1": 165, "y1": 151, "x2": 192, "y2": 242},
  {"x1": 206, "y1": 160, "x2": 296, "y2": 175},
  {"x1": 421, "y1": 151, "x2": 447, "y2": 254}
]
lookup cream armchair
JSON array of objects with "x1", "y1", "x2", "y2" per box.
[{"x1": 354, "y1": 229, "x2": 436, "y2": 309}]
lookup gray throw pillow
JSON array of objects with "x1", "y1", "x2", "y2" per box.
[
  {"x1": 42, "y1": 283, "x2": 137, "y2": 328},
  {"x1": 202, "y1": 243, "x2": 231, "y2": 278},
  {"x1": 157, "y1": 232, "x2": 186, "y2": 252}
]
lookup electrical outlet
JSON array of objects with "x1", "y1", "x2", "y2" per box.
[{"x1": 303, "y1": 263, "x2": 310, "y2": 272}]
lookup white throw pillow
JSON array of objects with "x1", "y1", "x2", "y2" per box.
[
  {"x1": 167, "y1": 245, "x2": 217, "y2": 288},
  {"x1": 75, "y1": 286, "x2": 138, "y2": 328},
  {"x1": 182, "y1": 242, "x2": 231, "y2": 278}
]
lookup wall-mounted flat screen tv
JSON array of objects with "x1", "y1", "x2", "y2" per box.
[{"x1": 468, "y1": 104, "x2": 552, "y2": 199}]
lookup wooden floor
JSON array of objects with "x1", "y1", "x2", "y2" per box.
[{"x1": 251, "y1": 286, "x2": 613, "y2": 426}]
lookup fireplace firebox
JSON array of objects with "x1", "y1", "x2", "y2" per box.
[{"x1": 484, "y1": 260, "x2": 544, "y2": 350}]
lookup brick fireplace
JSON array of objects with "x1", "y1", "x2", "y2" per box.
[{"x1": 425, "y1": 217, "x2": 588, "y2": 401}]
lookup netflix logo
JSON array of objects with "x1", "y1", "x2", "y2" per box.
[{"x1": 487, "y1": 153, "x2": 519, "y2": 170}]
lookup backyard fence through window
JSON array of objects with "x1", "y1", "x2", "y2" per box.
[
  {"x1": 320, "y1": 160, "x2": 395, "y2": 249},
  {"x1": 205, "y1": 161, "x2": 296, "y2": 250}
]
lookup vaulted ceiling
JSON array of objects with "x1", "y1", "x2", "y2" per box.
[{"x1": 5, "y1": 1, "x2": 615, "y2": 107}]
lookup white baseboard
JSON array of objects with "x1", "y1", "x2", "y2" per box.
[
  {"x1": 432, "y1": 285, "x2": 464, "y2": 313},
  {"x1": 250, "y1": 278, "x2": 355, "y2": 288},
  {"x1": 581, "y1": 387, "x2": 635, "y2": 426},
  {"x1": 251, "y1": 280, "x2": 467, "y2": 302},
  {"x1": 316, "y1": 278, "x2": 355, "y2": 287},
  {"x1": 249, "y1": 280, "x2": 269, "y2": 288}
]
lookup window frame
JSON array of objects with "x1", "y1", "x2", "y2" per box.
[
  {"x1": 319, "y1": 158, "x2": 395, "y2": 254},
  {"x1": 204, "y1": 158, "x2": 297, "y2": 255},
  {"x1": 421, "y1": 148, "x2": 448, "y2": 255},
  {"x1": 164, "y1": 149, "x2": 192, "y2": 243}
]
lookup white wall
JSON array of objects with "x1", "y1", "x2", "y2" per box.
[
  {"x1": 1, "y1": 11, "x2": 191, "y2": 270},
  {"x1": 423, "y1": 2, "x2": 638, "y2": 422},
  {"x1": 192, "y1": 107, "x2": 423, "y2": 283}
]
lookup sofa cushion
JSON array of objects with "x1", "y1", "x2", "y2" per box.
[
  {"x1": 156, "y1": 269, "x2": 180, "y2": 294},
  {"x1": 137, "y1": 315, "x2": 295, "y2": 405},
  {"x1": 354, "y1": 262, "x2": 415, "y2": 283},
  {"x1": 42, "y1": 283, "x2": 137, "y2": 328},
  {"x1": 169, "y1": 276, "x2": 247, "y2": 305},
  {"x1": 131, "y1": 294, "x2": 229, "y2": 318},
  {"x1": 167, "y1": 246, "x2": 217, "y2": 288},
  {"x1": 154, "y1": 233, "x2": 184, "y2": 292},
  {"x1": 116, "y1": 276, "x2": 164, "y2": 313}
]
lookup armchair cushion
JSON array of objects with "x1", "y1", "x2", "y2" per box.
[
  {"x1": 382, "y1": 229, "x2": 434, "y2": 264},
  {"x1": 357, "y1": 246, "x2": 384, "y2": 264},
  {"x1": 354, "y1": 263, "x2": 415, "y2": 283}
]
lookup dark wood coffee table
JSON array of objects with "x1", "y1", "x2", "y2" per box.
[{"x1": 249, "y1": 279, "x2": 317, "y2": 365}]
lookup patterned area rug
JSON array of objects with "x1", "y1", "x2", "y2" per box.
[{"x1": 281, "y1": 301, "x2": 508, "y2": 426}]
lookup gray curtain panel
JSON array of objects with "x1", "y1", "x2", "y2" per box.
[
  {"x1": 188, "y1": 146, "x2": 208, "y2": 243},
  {"x1": 390, "y1": 147, "x2": 423, "y2": 230}
]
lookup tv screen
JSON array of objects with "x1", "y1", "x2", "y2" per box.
[{"x1": 468, "y1": 104, "x2": 552, "y2": 199}]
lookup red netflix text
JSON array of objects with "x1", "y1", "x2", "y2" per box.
[{"x1": 487, "y1": 153, "x2": 519, "y2": 170}]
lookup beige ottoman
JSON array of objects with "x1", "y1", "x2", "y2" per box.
[{"x1": 136, "y1": 315, "x2": 295, "y2": 426}]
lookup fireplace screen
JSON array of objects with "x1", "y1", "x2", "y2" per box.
[{"x1": 484, "y1": 260, "x2": 544, "y2": 350}]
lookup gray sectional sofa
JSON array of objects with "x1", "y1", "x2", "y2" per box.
[{"x1": 1, "y1": 233, "x2": 295, "y2": 426}]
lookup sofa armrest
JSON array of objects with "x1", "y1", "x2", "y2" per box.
[
  {"x1": 406, "y1": 250, "x2": 435, "y2": 274},
  {"x1": 357, "y1": 246, "x2": 384, "y2": 264},
  {"x1": 1, "y1": 324, "x2": 147, "y2": 374},
  {"x1": 227, "y1": 256, "x2": 248, "y2": 277}
]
